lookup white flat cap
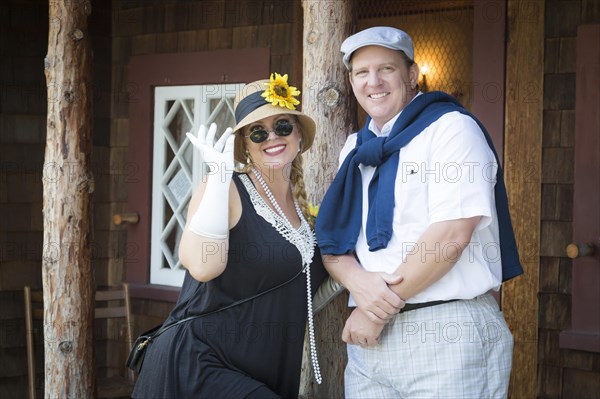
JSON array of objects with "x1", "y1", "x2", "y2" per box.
[{"x1": 341, "y1": 26, "x2": 414, "y2": 70}]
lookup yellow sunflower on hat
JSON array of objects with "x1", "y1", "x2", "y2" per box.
[{"x1": 262, "y1": 73, "x2": 301, "y2": 110}]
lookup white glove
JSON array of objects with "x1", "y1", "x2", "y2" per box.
[{"x1": 185, "y1": 123, "x2": 235, "y2": 239}]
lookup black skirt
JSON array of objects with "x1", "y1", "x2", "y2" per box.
[{"x1": 132, "y1": 173, "x2": 327, "y2": 399}]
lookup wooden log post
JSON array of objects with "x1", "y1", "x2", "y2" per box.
[
  {"x1": 503, "y1": 0, "x2": 544, "y2": 397},
  {"x1": 299, "y1": 1, "x2": 355, "y2": 397},
  {"x1": 43, "y1": 0, "x2": 95, "y2": 397}
]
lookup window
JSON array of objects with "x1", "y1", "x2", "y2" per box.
[{"x1": 150, "y1": 84, "x2": 242, "y2": 286}]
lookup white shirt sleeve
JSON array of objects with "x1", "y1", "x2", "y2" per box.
[
  {"x1": 426, "y1": 112, "x2": 498, "y2": 231},
  {"x1": 338, "y1": 133, "x2": 358, "y2": 168}
]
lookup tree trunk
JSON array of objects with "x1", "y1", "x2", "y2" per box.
[
  {"x1": 43, "y1": 1, "x2": 95, "y2": 397},
  {"x1": 299, "y1": 1, "x2": 355, "y2": 397}
]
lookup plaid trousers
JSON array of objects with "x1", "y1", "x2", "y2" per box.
[{"x1": 345, "y1": 293, "x2": 513, "y2": 399}]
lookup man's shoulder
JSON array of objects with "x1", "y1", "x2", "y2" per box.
[
  {"x1": 345, "y1": 132, "x2": 358, "y2": 146},
  {"x1": 339, "y1": 133, "x2": 358, "y2": 164},
  {"x1": 427, "y1": 110, "x2": 483, "y2": 136}
]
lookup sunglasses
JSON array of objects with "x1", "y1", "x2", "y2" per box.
[{"x1": 245, "y1": 119, "x2": 295, "y2": 143}]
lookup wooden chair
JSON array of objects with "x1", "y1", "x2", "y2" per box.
[{"x1": 24, "y1": 284, "x2": 135, "y2": 399}]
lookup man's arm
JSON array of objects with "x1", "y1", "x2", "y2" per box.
[
  {"x1": 387, "y1": 216, "x2": 480, "y2": 299},
  {"x1": 343, "y1": 216, "x2": 480, "y2": 347},
  {"x1": 322, "y1": 254, "x2": 404, "y2": 324}
]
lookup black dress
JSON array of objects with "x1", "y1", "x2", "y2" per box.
[{"x1": 132, "y1": 173, "x2": 327, "y2": 399}]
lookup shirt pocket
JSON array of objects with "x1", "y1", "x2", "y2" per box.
[{"x1": 395, "y1": 162, "x2": 428, "y2": 225}]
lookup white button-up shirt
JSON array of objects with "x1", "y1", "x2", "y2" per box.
[{"x1": 340, "y1": 102, "x2": 502, "y2": 304}]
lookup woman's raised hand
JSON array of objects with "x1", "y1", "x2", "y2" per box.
[
  {"x1": 183, "y1": 123, "x2": 235, "y2": 241},
  {"x1": 186, "y1": 123, "x2": 235, "y2": 177}
]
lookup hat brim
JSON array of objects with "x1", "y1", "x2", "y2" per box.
[
  {"x1": 233, "y1": 104, "x2": 316, "y2": 164},
  {"x1": 343, "y1": 42, "x2": 414, "y2": 69}
]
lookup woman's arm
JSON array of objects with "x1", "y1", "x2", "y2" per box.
[
  {"x1": 178, "y1": 123, "x2": 239, "y2": 282},
  {"x1": 178, "y1": 180, "x2": 241, "y2": 282}
]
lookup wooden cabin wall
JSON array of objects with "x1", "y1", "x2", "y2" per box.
[
  {"x1": 87, "y1": 1, "x2": 130, "y2": 382},
  {"x1": 0, "y1": 0, "x2": 116, "y2": 397},
  {"x1": 0, "y1": 2, "x2": 48, "y2": 398},
  {"x1": 0, "y1": 1, "x2": 50, "y2": 396},
  {"x1": 0, "y1": 1, "x2": 302, "y2": 395},
  {"x1": 539, "y1": 1, "x2": 600, "y2": 397}
]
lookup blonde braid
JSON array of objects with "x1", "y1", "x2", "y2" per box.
[
  {"x1": 240, "y1": 162, "x2": 252, "y2": 174},
  {"x1": 290, "y1": 155, "x2": 311, "y2": 223}
]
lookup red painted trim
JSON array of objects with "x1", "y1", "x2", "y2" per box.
[
  {"x1": 472, "y1": 0, "x2": 506, "y2": 308},
  {"x1": 560, "y1": 330, "x2": 600, "y2": 353},
  {"x1": 560, "y1": 24, "x2": 600, "y2": 353},
  {"x1": 472, "y1": 0, "x2": 506, "y2": 162},
  {"x1": 128, "y1": 283, "x2": 181, "y2": 304},
  {"x1": 125, "y1": 48, "x2": 270, "y2": 301}
]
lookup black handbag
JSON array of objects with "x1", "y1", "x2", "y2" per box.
[
  {"x1": 126, "y1": 324, "x2": 162, "y2": 374},
  {"x1": 126, "y1": 268, "x2": 304, "y2": 374}
]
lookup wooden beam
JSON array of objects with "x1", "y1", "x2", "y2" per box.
[
  {"x1": 503, "y1": 0, "x2": 544, "y2": 397},
  {"x1": 43, "y1": 0, "x2": 95, "y2": 397}
]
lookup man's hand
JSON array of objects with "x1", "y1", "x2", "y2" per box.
[
  {"x1": 347, "y1": 270, "x2": 405, "y2": 324},
  {"x1": 342, "y1": 308, "x2": 386, "y2": 348}
]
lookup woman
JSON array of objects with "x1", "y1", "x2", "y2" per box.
[{"x1": 132, "y1": 73, "x2": 328, "y2": 398}]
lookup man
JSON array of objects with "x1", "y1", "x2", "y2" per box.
[{"x1": 316, "y1": 26, "x2": 523, "y2": 398}]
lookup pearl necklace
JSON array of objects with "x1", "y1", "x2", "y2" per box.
[{"x1": 252, "y1": 168, "x2": 322, "y2": 384}]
